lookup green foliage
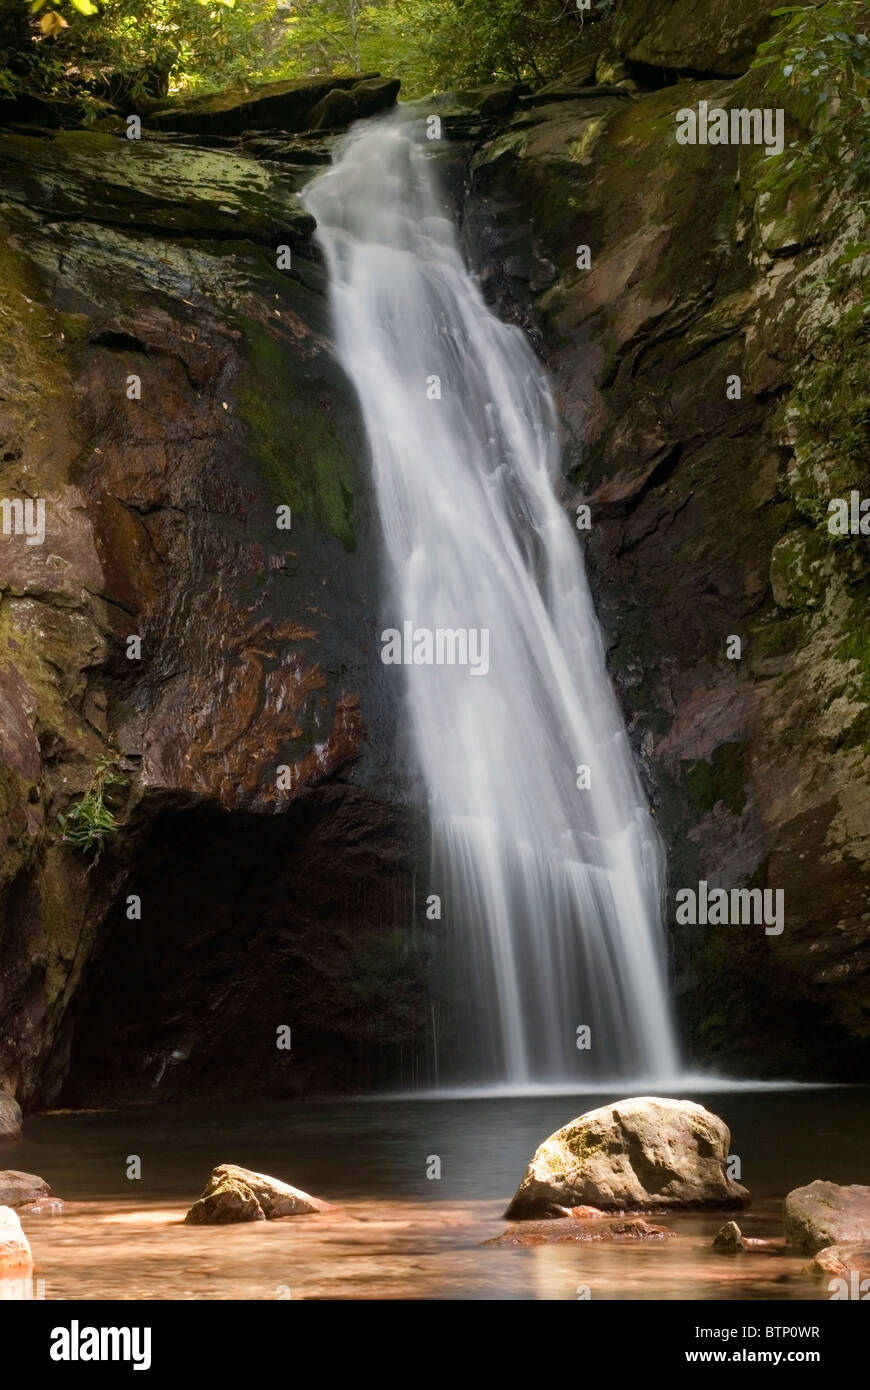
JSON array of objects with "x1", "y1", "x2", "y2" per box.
[
  {"x1": 751, "y1": 1, "x2": 870, "y2": 201},
  {"x1": 2, "y1": 0, "x2": 613, "y2": 113},
  {"x1": 57, "y1": 754, "x2": 127, "y2": 858}
]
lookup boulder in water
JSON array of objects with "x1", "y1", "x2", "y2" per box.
[
  {"x1": 784, "y1": 1181, "x2": 870, "y2": 1254},
  {"x1": 184, "y1": 1164, "x2": 331, "y2": 1225},
  {"x1": 505, "y1": 1097, "x2": 750, "y2": 1219},
  {"x1": 0, "y1": 1171, "x2": 52, "y2": 1208},
  {"x1": 0, "y1": 1206, "x2": 32, "y2": 1276},
  {"x1": 0, "y1": 1095, "x2": 21, "y2": 1145}
]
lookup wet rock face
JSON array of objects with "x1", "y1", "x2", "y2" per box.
[
  {"x1": 0, "y1": 102, "x2": 429, "y2": 1108},
  {"x1": 465, "y1": 44, "x2": 870, "y2": 1080}
]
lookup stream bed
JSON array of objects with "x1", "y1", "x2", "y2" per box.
[{"x1": 9, "y1": 1087, "x2": 869, "y2": 1300}]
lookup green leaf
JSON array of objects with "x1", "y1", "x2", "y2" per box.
[{"x1": 70, "y1": 0, "x2": 99, "y2": 13}]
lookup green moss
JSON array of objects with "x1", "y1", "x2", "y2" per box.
[
  {"x1": 749, "y1": 612, "x2": 805, "y2": 663},
  {"x1": 789, "y1": 298, "x2": 870, "y2": 523},
  {"x1": 57, "y1": 312, "x2": 92, "y2": 345},
  {"x1": 683, "y1": 742, "x2": 748, "y2": 819},
  {"x1": 769, "y1": 527, "x2": 828, "y2": 610},
  {"x1": 236, "y1": 319, "x2": 357, "y2": 551}
]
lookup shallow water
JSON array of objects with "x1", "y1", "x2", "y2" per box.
[{"x1": 9, "y1": 1088, "x2": 869, "y2": 1300}]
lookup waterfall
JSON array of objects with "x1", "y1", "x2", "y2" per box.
[{"x1": 302, "y1": 113, "x2": 681, "y2": 1088}]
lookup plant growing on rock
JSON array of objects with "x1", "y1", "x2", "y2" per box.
[
  {"x1": 752, "y1": 1, "x2": 870, "y2": 200},
  {"x1": 57, "y1": 754, "x2": 127, "y2": 860}
]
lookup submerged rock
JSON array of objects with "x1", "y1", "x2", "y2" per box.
[
  {"x1": 0, "y1": 1096, "x2": 21, "y2": 1144},
  {"x1": 185, "y1": 1164, "x2": 331, "y2": 1225},
  {"x1": 811, "y1": 1244, "x2": 870, "y2": 1282},
  {"x1": 505, "y1": 1097, "x2": 749, "y2": 1219},
  {"x1": 0, "y1": 1171, "x2": 51, "y2": 1208},
  {"x1": 486, "y1": 1217, "x2": 673, "y2": 1247},
  {"x1": 0, "y1": 1207, "x2": 32, "y2": 1276},
  {"x1": 784, "y1": 1181, "x2": 870, "y2": 1255}
]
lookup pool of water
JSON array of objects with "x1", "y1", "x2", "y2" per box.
[{"x1": 8, "y1": 1087, "x2": 869, "y2": 1300}]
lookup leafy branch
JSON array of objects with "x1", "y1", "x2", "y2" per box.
[
  {"x1": 58, "y1": 754, "x2": 128, "y2": 861},
  {"x1": 751, "y1": 2, "x2": 870, "y2": 201}
]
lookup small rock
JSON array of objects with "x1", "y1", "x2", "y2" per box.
[
  {"x1": 713, "y1": 1220, "x2": 746, "y2": 1253},
  {"x1": 567, "y1": 1205, "x2": 609, "y2": 1220},
  {"x1": 783, "y1": 1181, "x2": 870, "y2": 1254},
  {"x1": 505, "y1": 1096, "x2": 750, "y2": 1219},
  {"x1": 0, "y1": 1171, "x2": 52, "y2": 1208},
  {"x1": 0, "y1": 1206, "x2": 32, "y2": 1277},
  {"x1": 184, "y1": 1163, "x2": 331, "y2": 1225},
  {"x1": 185, "y1": 1178, "x2": 265, "y2": 1226},
  {"x1": 0, "y1": 1095, "x2": 22, "y2": 1145},
  {"x1": 485, "y1": 1217, "x2": 674, "y2": 1248},
  {"x1": 811, "y1": 1244, "x2": 870, "y2": 1282}
]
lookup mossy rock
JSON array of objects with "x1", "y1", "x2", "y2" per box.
[
  {"x1": 613, "y1": 0, "x2": 784, "y2": 75},
  {"x1": 770, "y1": 527, "x2": 830, "y2": 610}
]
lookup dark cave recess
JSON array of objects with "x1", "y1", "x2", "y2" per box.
[{"x1": 56, "y1": 786, "x2": 434, "y2": 1107}]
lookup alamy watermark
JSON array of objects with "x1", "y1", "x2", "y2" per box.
[
  {"x1": 0, "y1": 496, "x2": 45, "y2": 546},
  {"x1": 380, "y1": 622, "x2": 490, "y2": 676},
  {"x1": 676, "y1": 101, "x2": 785, "y2": 158},
  {"x1": 675, "y1": 881, "x2": 784, "y2": 936}
]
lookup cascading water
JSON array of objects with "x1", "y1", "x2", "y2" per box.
[{"x1": 303, "y1": 113, "x2": 681, "y2": 1088}]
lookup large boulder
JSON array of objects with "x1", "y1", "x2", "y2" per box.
[
  {"x1": 505, "y1": 1097, "x2": 749, "y2": 1219},
  {"x1": 784, "y1": 1182, "x2": 870, "y2": 1255},
  {"x1": 0, "y1": 1206, "x2": 32, "y2": 1277},
  {"x1": 613, "y1": 0, "x2": 783, "y2": 75},
  {"x1": 148, "y1": 73, "x2": 398, "y2": 136},
  {"x1": 0, "y1": 1096, "x2": 21, "y2": 1144},
  {"x1": 184, "y1": 1164, "x2": 331, "y2": 1225},
  {"x1": 0, "y1": 1172, "x2": 51, "y2": 1208}
]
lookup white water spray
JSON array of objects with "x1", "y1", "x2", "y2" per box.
[{"x1": 303, "y1": 114, "x2": 681, "y2": 1086}]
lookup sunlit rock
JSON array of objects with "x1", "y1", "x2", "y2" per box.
[
  {"x1": 0, "y1": 1207, "x2": 32, "y2": 1277},
  {"x1": 505, "y1": 1097, "x2": 750, "y2": 1219},
  {"x1": 185, "y1": 1164, "x2": 331, "y2": 1225},
  {"x1": 784, "y1": 1181, "x2": 870, "y2": 1255}
]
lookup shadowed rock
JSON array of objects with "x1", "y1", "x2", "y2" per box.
[
  {"x1": 148, "y1": 74, "x2": 398, "y2": 136},
  {"x1": 0, "y1": 1096, "x2": 21, "y2": 1144},
  {"x1": 712, "y1": 1220, "x2": 746, "y2": 1253},
  {"x1": 0, "y1": 1171, "x2": 51, "y2": 1208}
]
